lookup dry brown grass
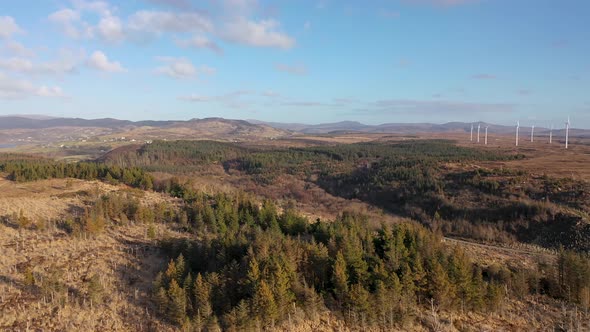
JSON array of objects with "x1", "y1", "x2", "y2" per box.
[
  {"x1": 1, "y1": 167, "x2": 589, "y2": 330},
  {"x1": 0, "y1": 222, "x2": 182, "y2": 331},
  {"x1": 0, "y1": 177, "x2": 173, "y2": 222}
]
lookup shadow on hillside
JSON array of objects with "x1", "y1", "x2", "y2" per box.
[
  {"x1": 0, "y1": 215, "x2": 18, "y2": 229},
  {"x1": 0, "y1": 270, "x2": 83, "y2": 305},
  {"x1": 110, "y1": 232, "x2": 166, "y2": 331}
]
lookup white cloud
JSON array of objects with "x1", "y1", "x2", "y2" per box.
[
  {"x1": 262, "y1": 90, "x2": 280, "y2": 97},
  {"x1": 0, "y1": 57, "x2": 34, "y2": 72},
  {"x1": 49, "y1": 8, "x2": 80, "y2": 23},
  {"x1": 221, "y1": 18, "x2": 295, "y2": 49},
  {"x1": 48, "y1": 9, "x2": 87, "y2": 38},
  {"x1": 379, "y1": 10, "x2": 400, "y2": 19},
  {"x1": 176, "y1": 35, "x2": 223, "y2": 55},
  {"x1": 0, "y1": 72, "x2": 35, "y2": 99},
  {"x1": 128, "y1": 10, "x2": 212, "y2": 37},
  {"x1": 155, "y1": 56, "x2": 214, "y2": 79},
  {"x1": 368, "y1": 99, "x2": 515, "y2": 114},
  {"x1": 0, "y1": 72, "x2": 66, "y2": 99},
  {"x1": 178, "y1": 90, "x2": 255, "y2": 108},
  {"x1": 37, "y1": 85, "x2": 66, "y2": 98},
  {"x1": 222, "y1": 0, "x2": 259, "y2": 16},
  {"x1": 145, "y1": 0, "x2": 192, "y2": 10},
  {"x1": 0, "y1": 16, "x2": 24, "y2": 39},
  {"x1": 178, "y1": 94, "x2": 212, "y2": 102},
  {"x1": 155, "y1": 56, "x2": 196, "y2": 79},
  {"x1": 71, "y1": 0, "x2": 113, "y2": 17},
  {"x1": 198, "y1": 65, "x2": 216, "y2": 75},
  {"x1": 0, "y1": 48, "x2": 83, "y2": 75},
  {"x1": 275, "y1": 63, "x2": 307, "y2": 75},
  {"x1": 471, "y1": 73, "x2": 497, "y2": 80},
  {"x1": 87, "y1": 51, "x2": 126, "y2": 72},
  {"x1": 47, "y1": 2, "x2": 296, "y2": 52},
  {"x1": 96, "y1": 15, "x2": 125, "y2": 42},
  {"x1": 403, "y1": 0, "x2": 476, "y2": 6},
  {"x1": 49, "y1": 2, "x2": 115, "y2": 40},
  {"x1": 3, "y1": 41, "x2": 35, "y2": 57}
]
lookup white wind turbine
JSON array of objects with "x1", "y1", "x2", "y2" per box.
[
  {"x1": 516, "y1": 121, "x2": 520, "y2": 146},
  {"x1": 484, "y1": 126, "x2": 489, "y2": 145},
  {"x1": 549, "y1": 124, "x2": 553, "y2": 144},
  {"x1": 470, "y1": 123, "x2": 473, "y2": 142},
  {"x1": 530, "y1": 125, "x2": 535, "y2": 142},
  {"x1": 565, "y1": 117, "x2": 570, "y2": 149},
  {"x1": 477, "y1": 123, "x2": 481, "y2": 143}
]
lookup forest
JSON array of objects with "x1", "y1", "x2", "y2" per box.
[
  {"x1": 14, "y1": 182, "x2": 588, "y2": 331},
  {"x1": 97, "y1": 139, "x2": 590, "y2": 251},
  {"x1": 0, "y1": 153, "x2": 154, "y2": 190},
  {"x1": 2, "y1": 139, "x2": 590, "y2": 330}
]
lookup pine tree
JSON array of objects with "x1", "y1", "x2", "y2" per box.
[
  {"x1": 175, "y1": 254, "x2": 186, "y2": 284},
  {"x1": 246, "y1": 256, "x2": 261, "y2": 296},
  {"x1": 428, "y1": 260, "x2": 454, "y2": 308},
  {"x1": 272, "y1": 261, "x2": 294, "y2": 316},
  {"x1": 154, "y1": 287, "x2": 168, "y2": 316},
  {"x1": 194, "y1": 274, "x2": 213, "y2": 322},
  {"x1": 347, "y1": 283, "x2": 371, "y2": 325},
  {"x1": 167, "y1": 279, "x2": 187, "y2": 325},
  {"x1": 332, "y1": 251, "x2": 349, "y2": 304},
  {"x1": 165, "y1": 260, "x2": 177, "y2": 284},
  {"x1": 252, "y1": 280, "x2": 278, "y2": 325}
]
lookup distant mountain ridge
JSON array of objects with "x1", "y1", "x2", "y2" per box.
[
  {"x1": 1, "y1": 115, "x2": 588, "y2": 137},
  {"x1": 252, "y1": 119, "x2": 590, "y2": 137},
  {"x1": 0, "y1": 116, "x2": 288, "y2": 145}
]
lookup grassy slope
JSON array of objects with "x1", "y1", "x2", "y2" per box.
[{"x1": 0, "y1": 178, "x2": 588, "y2": 331}]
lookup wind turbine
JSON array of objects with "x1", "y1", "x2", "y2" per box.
[
  {"x1": 516, "y1": 121, "x2": 520, "y2": 146},
  {"x1": 549, "y1": 124, "x2": 553, "y2": 144},
  {"x1": 470, "y1": 123, "x2": 473, "y2": 142},
  {"x1": 477, "y1": 123, "x2": 481, "y2": 143},
  {"x1": 530, "y1": 125, "x2": 535, "y2": 142},
  {"x1": 565, "y1": 117, "x2": 570, "y2": 149},
  {"x1": 484, "y1": 126, "x2": 489, "y2": 145}
]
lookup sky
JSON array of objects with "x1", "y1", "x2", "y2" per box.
[{"x1": 0, "y1": 0, "x2": 588, "y2": 127}]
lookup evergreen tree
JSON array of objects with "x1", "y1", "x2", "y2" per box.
[
  {"x1": 194, "y1": 274, "x2": 213, "y2": 322},
  {"x1": 252, "y1": 280, "x2": 278, "y2": 326},
  {"x1": 332, "y1": 251, "x2": 349, "y2": 304},
  {"x1": 167, "y1": 279, "x2": 187, "y2": 326}
]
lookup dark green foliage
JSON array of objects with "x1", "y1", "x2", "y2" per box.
[
  {"x1": 557, "y1": 250, "x2": 590, "y2": 306},
  {"x1": 147, "y1": 186, "x2": 586, "y2": 330},
  {"x1": 0, "y1": 154, "x2": 154, "y2": 189}
]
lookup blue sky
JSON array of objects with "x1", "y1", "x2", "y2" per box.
[{"x1": 0, "y1": 0, "x2": 588, "y2": 127}]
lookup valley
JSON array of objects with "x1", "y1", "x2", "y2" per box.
[{"x1": 1, "y1": 120, "x2": 589, "y2": 331}]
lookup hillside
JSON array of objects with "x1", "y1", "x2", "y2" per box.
[
  {"x1": 253, "y1": 119, "x2": 590, "y2": 137},
  {"x1": 0, "y1": 117, "x2": 290, "y2": 156},
  {"x1": 2, "y1": 137, "x2": 590, "y2": 331},
  {"x1": 1, "y1": 168, "x2": 589, "y2": 331}
]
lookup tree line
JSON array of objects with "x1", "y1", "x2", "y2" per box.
[
  {"x1": 146, "y1": 183, "x2": 590, "y2": 330},
  {"x1": 0, "y1": 154, "x2": 154, "y2": 190}
]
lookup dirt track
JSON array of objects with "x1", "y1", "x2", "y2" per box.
[{"x1": 444, "y1": 237, "x2": 557, "y2": 270}]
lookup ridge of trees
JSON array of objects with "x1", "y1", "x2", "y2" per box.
[
  {"x1": 0, "y1": 154, "x2": 154, "y2": 190},
  {"x1": 146, "y1": 184, "x2": 590, "y2": 330}
]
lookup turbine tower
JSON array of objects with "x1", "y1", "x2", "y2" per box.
[
  {"x1": 516, "y1": 121, "x2": 520, "y2": 146},
  {"x1": 484, "y1": 126, "x2": 489, "y2": 145},
  {"x1": 565, "y1": 117, "x2": 570, "y2": 149},
  {"x1": 470, "y1": 123, "x2": 473, "y2": 142},
  {"x1": 530, "y1": 125, "x2": 535, "y2": 142},
  {"x1": 477, "y1": 123, "x2": 481, "y2": 143},
  {"x1": 549, "y1": 124, "x2": 553, "y2": 144}
]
